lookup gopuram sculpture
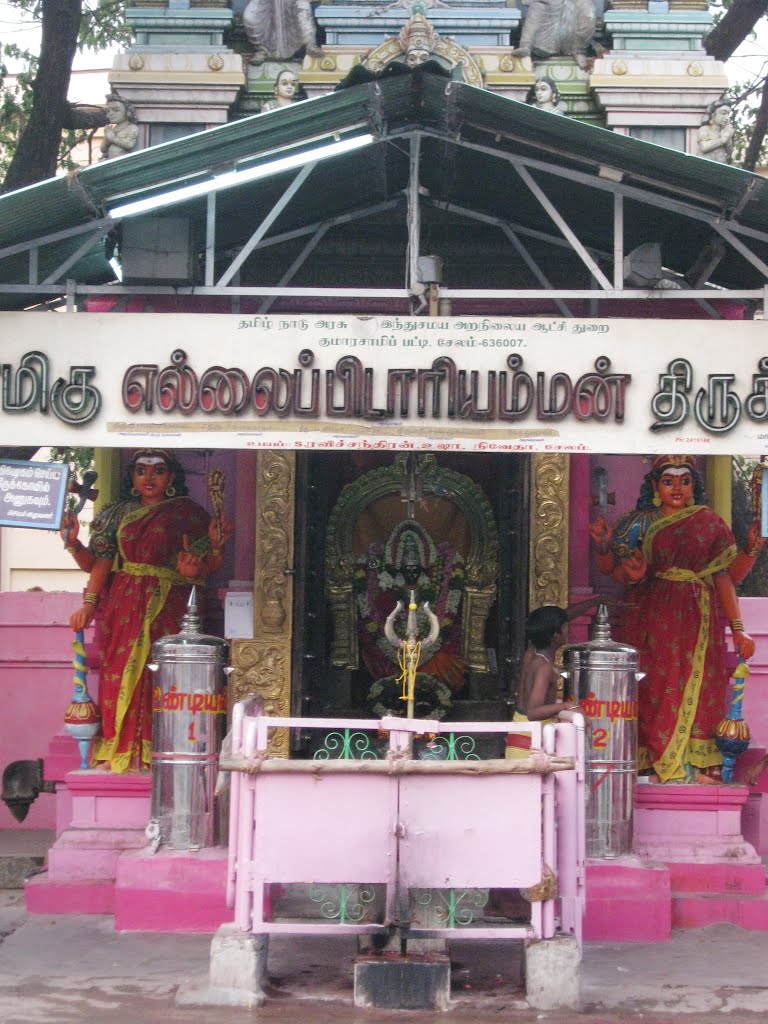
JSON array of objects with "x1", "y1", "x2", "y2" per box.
[
  {"x1": 100, "y1": 93, "x2": 139, "y2": 161},
  {"x1": 511, "y1": 0, "x2": 601, "y2": 69},
  {"x1": 361, "y1": 4, "x2": 484, "y2": 86},
  {"x1": 243, "y1": 0, "x2": 323, "y2": 62},
  {"x1": 261, "y1": 68, "x2": 301, "y2": 111},
  {"x1": 526, "y1": 75, "x2": 566, "y2": 115},
  {"x1": 696, "y1": 101, "x2": 735, "y2": 164}
]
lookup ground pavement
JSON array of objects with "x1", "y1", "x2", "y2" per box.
[{"x1": 3, "y1": 887, "x2": 768, "y2": 1024}]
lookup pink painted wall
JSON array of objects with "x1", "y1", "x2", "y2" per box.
[
  {"x1": 739, "y1": 598, "x2": 768, "y2": 750},
  {"x1": 0, "y1": 592, "x2": 82, "y2": 830}
]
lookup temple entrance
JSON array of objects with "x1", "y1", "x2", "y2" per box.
[{"x1": 290, "y1": 452, "x2": 529, "y2": 746}]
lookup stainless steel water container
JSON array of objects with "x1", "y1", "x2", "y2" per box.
[
  {"x1": 149, "y1": 588, "x2": 230, "y2": 850},
  {"x1": 560, "y1": 605, "x2": 643, "y2": 859}
]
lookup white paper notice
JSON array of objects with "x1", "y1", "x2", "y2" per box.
[{"x1": 224, "y1": 591, "x2": 254, "y2": 639}]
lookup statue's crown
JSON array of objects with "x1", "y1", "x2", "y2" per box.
[{"x1": 652, "y1": 454, "x2": 696, "y2": 473}]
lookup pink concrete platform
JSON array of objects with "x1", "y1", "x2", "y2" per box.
[
  {"x1": 735, "y1": 748, "x2": 768, "y2": 855},
  {"x1": 25, "y1": 769, "x2": 151, "y2": 916},
  {"x1": 114, "y1": 847, "x2": 230, "y2": 932},
  {"x1": 672, "y1": 892, "x2": 768, "y2": 930},
  {"x1": 46, "y1": 826, "x2": 148, "y2": 882},
  {"x1": 583, "y1": 857, "x2": 671, "y2": 943},
  {"x1": 25, "y1": 875, "x2": 115, "y2": 915},
  {"x1": 666, "y1": 859, "x2": 766, "y2": 895},
  {"x1": 629, "y1": 781, "x2": 768, "y2": 932},
  {"x1": 64, "y1": 769, "x2": 151, "y2": 829},
  {"x1": 633, "y1": 783, "x2": 761, "y2": 864}
]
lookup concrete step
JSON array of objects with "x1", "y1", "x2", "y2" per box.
[
  {"x1": 25, "y1": 874, "x2": 115, "y2": 915},
  {"x1": 672, "y1": 890, "x2": 768, "y2": 929},
  {"x1": 667, "y1": 859, "x2": 767, "y2": 895},
  {"x1": 114, "y1": 847, "x2": 230, "y2": 932},
  {"x1": 0, "y1": 830, "x2": 54, "y2": 889}
]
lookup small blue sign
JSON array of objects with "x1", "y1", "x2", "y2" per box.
[{"x1": 0, "y1": 460, "x2": 70, "y2": 530}]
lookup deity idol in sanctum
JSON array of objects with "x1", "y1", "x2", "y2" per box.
[{"x1": 355, "y1": 519, "x2": 467, "y2": 694}]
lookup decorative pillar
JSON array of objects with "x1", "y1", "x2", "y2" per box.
[
  {"x1": 230, "y1": 451, "x2": 295, "y2": 758},
  {"x1": 93, "y1": 448, "x2": 120, "y2": 513},
  {"x1": 529, "y1": 453, "x2": 570, "y2": 611},
  {"x1": 706, "y1": 454, "x2": 733, "y2": 527},
  {"x1": 590, "y1": 10, "x2": 728, "y2": 148},
  {"x1": 109, "y1": 3, "x2": 244, "y2": 143}
]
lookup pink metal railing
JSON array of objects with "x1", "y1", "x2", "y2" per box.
[{"x1": 222, "y1": 711, "x2": 585, "y2": 949}]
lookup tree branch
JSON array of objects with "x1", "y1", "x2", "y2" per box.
[
  {"x1": 704, "y1": 0, "x2": 768, "y2": 62},
  {"x1": 1, "y1": 0, "x2": 82, "y2": 193},
  {"x1": 62, "y1": 102, "x2": 108, "y2": 130},
  {"x1": 743, "y1": 74, "x2": 768, "y2": 169}
]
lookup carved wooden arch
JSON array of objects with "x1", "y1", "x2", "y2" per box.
[{"x1": 326, "y1": 454, "x2": 499, "y2": 674}]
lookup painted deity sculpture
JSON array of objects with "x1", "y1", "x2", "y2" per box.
[
  {"x1": 696, "y1": 101, "x2": 734, "y2": 164},
  {"x1": 511, "y1": 0, "x2": 599, "y2": 68},
  {"x1": 100, "y1": 94, "x2": 139, "y2": 161},
  {"x1": 398, "y1": 9, "x2": 440, "y2": 67},
  {"x1": 357, "y1": 3, "x2": 483, "y2": 85},
  {"x1": 262, "y1": 69, "x2": 300, "y2": 112},
  {"x1": 589, "y1": 456, "x2": 762, "y2": 784},
  {"x1": 243, "y1": 0, "x2": 322, "y2": 62},
  {"x1": 526, "y1": 76, "x2": 566, "y2": 115},
  {"x1": 355, "y1": 519, "x2": 466, "y2": 695},
  {"x1": 60, "y1": 450, "x2": 232, "y2": 773}
]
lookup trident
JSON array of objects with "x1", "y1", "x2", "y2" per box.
[{"x1": 383, "y1": 589, "x2": 440, "y2": 720}]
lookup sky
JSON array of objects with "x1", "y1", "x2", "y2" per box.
[{"x1": 0, "y1": 0, "x2": 766, "y2": 95}]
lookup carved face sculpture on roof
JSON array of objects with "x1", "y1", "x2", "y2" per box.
[
  {"x1": 360, "y1": 4, "x2": 484, "y2": 87},
  {"x1": 398, "y1": 11, "x2": 438, "y2": 67}
]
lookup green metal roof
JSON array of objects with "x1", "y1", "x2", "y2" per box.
[{"x1": 1, "y1": 71, "x2": 766, "y2": 309}]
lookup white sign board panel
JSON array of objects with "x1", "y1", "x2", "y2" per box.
[{"x1": 1, "y1": 312, "x2": 767, "y2": 455}]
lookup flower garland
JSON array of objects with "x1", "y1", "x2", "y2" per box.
[{"x1": 367, "y1": 672, "x2": 453, "y2": 720}]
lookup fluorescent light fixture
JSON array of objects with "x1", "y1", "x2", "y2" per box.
[
  {"x1": 109, "y1": 256, "x2": 123, "y2": 282},
  {"x1": 109, "y1": 133, "x2": 375, "y2": 220}
]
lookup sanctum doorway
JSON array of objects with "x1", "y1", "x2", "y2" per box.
[{"x1": 230, "y1": 451, "x2": 570, "y2": 757}]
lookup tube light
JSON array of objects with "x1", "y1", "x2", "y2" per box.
[{"x1": 108, "y1": 134, "x2": 376, "y2": 220}]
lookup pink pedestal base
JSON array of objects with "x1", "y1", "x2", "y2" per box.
[
  {"x1": 26, "y1": 768, "x2": 230, "y2": 932},
  {"x1": 25, "y1": 770, "x2": 151, "y2": 917},
  {"x1": 633, "y1": 782, "x2": 761, "y2": 864},
  {"x1": 585, "y1": 783, "x2": 768, "y2": 940},
  {"x1": 114, "y1": 847, "x2": 230, "y2": 932},
  {"x1": 583, "y1": 857, "x2": 671, "y2": 942},
  {"x1": 735, "y1": 748, "x2": 768, "y2": 855}
]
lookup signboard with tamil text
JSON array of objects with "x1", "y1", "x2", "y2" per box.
[{"x1": 1, "y1": 312, "x2": 767, "y2": 455}]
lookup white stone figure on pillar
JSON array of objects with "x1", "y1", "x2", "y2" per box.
[
  {"x1": 696, "y1": 101, "x2": 734, "y2": 164},
  {"x1": 100, "y1": 94, "x2": 139, "y2": 161},
  {"x1": 262, "y1": 68, "x2": 300, "y2": 112},
  {"x1": 243, "y1": 0, "x2": 322, "y2": 63},
  {"x1": 511, "y1": 0, "x2": 600, "y2": 70},
  {"x1": 526, "y1": 76, "x2": 566, "y2": 115}
]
